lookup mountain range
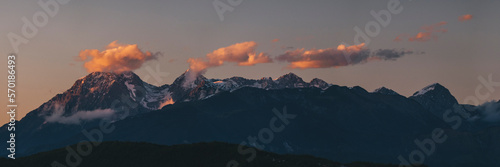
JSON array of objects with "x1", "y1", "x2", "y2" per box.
[{"x1": 1, "y1": 71, "x2": 500, "y2": 167}]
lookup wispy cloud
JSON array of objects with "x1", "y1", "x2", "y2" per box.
[
  {"x1": 396, "y1": 14, "x2": 474, "y2": 42},
  {"x1": 393, "y1": 34, "x2": 408, "y2": 42},
  {"x1": 45, "y1": 104, "x2": 117, "y2": 124},
  {"x1": 407, "y1": 21, "x2": 448, "y2": 42},
  {"x1": 472, "y1": 101, "x2": 500, "y2": 123}
]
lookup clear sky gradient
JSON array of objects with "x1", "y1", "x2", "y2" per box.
[{"x1": 1, "y1": 0, "x2": 499, "y2": 124}]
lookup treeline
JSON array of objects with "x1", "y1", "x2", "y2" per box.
[{"x1": 0, "y1": 141, "x2": 419, "y2": 167}]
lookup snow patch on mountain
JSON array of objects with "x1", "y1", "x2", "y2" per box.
[
  {"x1": 125, "y1": 81, "x2": 137, "y2": 99},
  {"x1": 140, "y1": 83, "x2": 171, "y2": 110},
  {"x1": 373, "y1": 87, "x2": 399, "y2": 95},
  {"x1": 413, "y1": 84, "x2": 437, "y2": 96}
]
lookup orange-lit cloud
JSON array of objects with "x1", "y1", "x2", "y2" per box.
[
  {"x1": 336, "y1": 43, "x2": 365, "y2": 52},
  {"x1": 459, "y1": 14, "x2": 473, "y2": 22},
  {"x1": 276, "y1": 43, "x2": 413, "y2": 69},
  {"x1": 187, "y1": 41, "x2": 272, "y2": 76},
  {"x1": 272, "y1": 38, "x2": 280, "y2": 42},
  {"x1": 407, "y1": 21, "x2": 448, "y2": 42},
  {"x1": 78, "y1": 41, "x2": 159, "y2": 73},
  {"x1": 409, "y1": 32, "x2": 433, "y2": 42}
]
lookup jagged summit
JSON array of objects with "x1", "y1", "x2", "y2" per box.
[
  {"x1": 310, "y1": 78, "x2": 329, "y2": 88},
  {"x1": 70, "y1": 71, "x2": 143, "y2": 98},
  {"x1": 261, "y1": 77, "x2": 272, "y2": 80},
  {"x1": 72, "y1": 71, "x2": 152, "y2": 99},
  {"x1": 166, "y1": 72, "x2": 335, "y2": 102},
  {"x1": 275, "y1": 73, "x2": 307, "y2": 88},
  {"x1": 410, "y1": 83, "x2": 459, "y2": 119},
  {"x1": 373, "y1": 87, "x2": 399, "y2": 96},
  {"x1": 410, "y1": 83, "x2": 456, "y2": 102},
  {"x1": 411, "y1": 83, "x2": 447, "y2": 97},
  {"x1": 170, "y1": 71, "x2": 208, "y2": 89},
  {"x1": 80, "y1": 71, "x2": 142, "y2": 81},
  {"x1": 75, "y1": 71, "x2": 144, "y2": 91},
  {"x1": 276, "y1": 72, "x2": 304, "y2": 82}
]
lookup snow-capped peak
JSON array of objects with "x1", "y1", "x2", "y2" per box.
[
  {"x1": 412, "y1": 83, "x2": 444, "y2": 97},
  {"x1": 46, "y1": 71, "x2": 338, "y2": 121}
]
